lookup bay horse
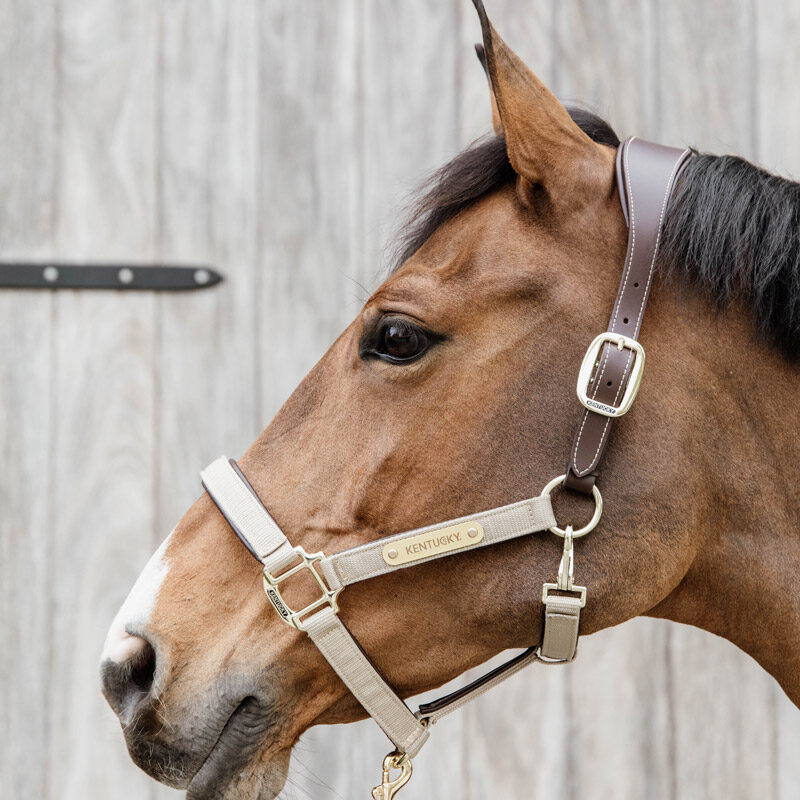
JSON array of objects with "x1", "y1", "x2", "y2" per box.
[{"x1": 100, "y1": 2, "x2": 800, "y2": 798}]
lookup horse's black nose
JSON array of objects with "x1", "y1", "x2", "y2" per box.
[{"x1": 100, "y1": 633, "x2": 157, "y2": 721}]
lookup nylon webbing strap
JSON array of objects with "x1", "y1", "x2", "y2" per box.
[
  {"x1": 320, "y1": 495, "x2": 555, "y2": 591},
  {"x1": 201, "y1": 457, "x2": 429, "y2": 756},
  {"x1": 540, "y1": 594, "x2": 582, "y2": 661},
  {"x1": 304, "y1": 608, "x2": 429, "y2": 756},
  {"x1": 201, "y1": 458, "x2": 297, "y2": 574},
  {"x1": 200, "y1": 456, "x2": 561, "y2": 755}
]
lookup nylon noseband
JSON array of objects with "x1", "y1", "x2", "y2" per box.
[{"x1": 200, "y1": 136, "x2": 691, "y2": 797}]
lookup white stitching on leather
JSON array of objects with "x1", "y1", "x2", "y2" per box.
[
  {"x1": 632, "y1": 147, "x2": 690, "y2": 337},
  {"x1": 573, "y1": 137, "x2": 638, "y2": 476},
  {"x1": 573, "y1": 349, "x2": 633, "y2": 475},
  {"x1": 611, "y1": 136, "x2": 638, "y2": 332}
]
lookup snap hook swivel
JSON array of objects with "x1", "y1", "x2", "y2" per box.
[{"x1": 371, "y1": 751, "x2": 413, "y2": 800}]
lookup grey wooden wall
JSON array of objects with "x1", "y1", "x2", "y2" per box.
[{"x1": 1, "y1": 1, "x2": 798, "y2": 798}]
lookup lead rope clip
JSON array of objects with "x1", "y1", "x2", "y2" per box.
[
  {"x1": 557, "y1": 526, "x2": 575, "y2": 591},
  {"x1": 371, "y1": 751, "x2": 413, "y2": 800}
]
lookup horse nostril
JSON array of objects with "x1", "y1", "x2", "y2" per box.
[
  {"x1": 129, "y1": 638, "x2": 156, "y2": 692},
  {"x1": 100, "y1": 634, "x2": 157, "y2": 720}
]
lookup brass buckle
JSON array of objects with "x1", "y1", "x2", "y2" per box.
[
  {"x1": 577, "y1": 332, "x2": 646, "y2": 417},
  {"x1": 263, "y1": 546, "x2": 341, "y2": 631}
]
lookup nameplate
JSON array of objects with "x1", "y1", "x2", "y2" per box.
[{"x1": 382, "y1": 521, "x2": 485, "y2": 566}]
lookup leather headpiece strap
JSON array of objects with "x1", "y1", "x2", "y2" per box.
[{"x1": 566, "y1": 137, "x2": 692, "y2": 493}]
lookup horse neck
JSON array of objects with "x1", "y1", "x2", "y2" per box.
[{"x1": 650, "y1": 307, "x2": 800, "y2": 704}]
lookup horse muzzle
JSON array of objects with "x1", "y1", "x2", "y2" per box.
[{"x1": 100, "y1": 636, "x2": 289, "y2": 799}]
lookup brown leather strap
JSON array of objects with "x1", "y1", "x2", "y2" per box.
[{"x1": 565, "y1": 137, "x2": 692, "y2": 494}]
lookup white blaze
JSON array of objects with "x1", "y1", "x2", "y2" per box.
[{"x1": 101, "y1": 531, "x2": 173, "y2": 663}]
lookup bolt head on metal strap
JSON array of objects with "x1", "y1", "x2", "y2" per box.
[
  {"x1": 263, "y1": 546, "x2": 341, "y2": 631},
  {"x1": 576, "y1": 332, "x2": 646, "y2": 417}
]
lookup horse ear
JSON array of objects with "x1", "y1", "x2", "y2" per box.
[
  {"x1": 472, "y1": 0, "x2": 612, "y2": 207},
  {"x1": 474, "y1": 43, "x2": 503, "y2": 136}
]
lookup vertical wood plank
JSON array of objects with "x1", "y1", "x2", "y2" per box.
[
  {"x1": 156, "y1": 0, "x2": 260, "y2": 546},
  {"x1": 46, "y1": 1, "x2": 160, "y2": 797},
  {"x1": 155, "y1": 4, "x2": 261, "y2": 798},
  {"x1": 360, "y1": 0, "x2": 461, "y2": 280},
  {"x1": 0, "y1": 2, "x2": 56, "y2": 797},
  {"x1": 659, "y1": 0, "x2": 758, "y2": 159},
  {"x1": 753, "y1": 3, "x2": 800, "y2": 796},
  {"x1": 555, "y1": 0, "x2": 659, "y2": 139},
  {"x1": 257, "y1": 0, "x2": 363, "y2": 426},
  {"x1": 255, "y1": 2, "x2": 365, "y2": 797},
  {"x1": 659, "y1": 4, "x2": 777, "y2": 798}
]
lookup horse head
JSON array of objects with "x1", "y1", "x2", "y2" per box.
[{"x1": 100, "y1": 2, "x2": 800, "y2": 798}]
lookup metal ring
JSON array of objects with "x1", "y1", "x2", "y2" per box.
[{"x1": 540, "y1": 474, "x2": 603, "y2": 538}]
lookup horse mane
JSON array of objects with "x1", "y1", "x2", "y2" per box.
[{"x1": 391, "y1": 108, "x2": 800, "y2": 360}]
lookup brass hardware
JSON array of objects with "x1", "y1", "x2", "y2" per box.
[
  {"x1": 262, "y1": 546, "x2": 341, "y2": 631},
  {"x1": 576, "y1": 332, "x2": 646, "y2": 417},
  {"x1": 381, "y1": 520, "x2": 484, "y2": 566},
  {"x1": 541, "y1": 474, "x2": 603, "y2": 538},
  {"x1": 371, "y1": 751, "x2": 413, "y2": 800}
]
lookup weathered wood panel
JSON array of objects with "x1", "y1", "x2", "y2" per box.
[
  {"x1": 0, "y1": 3, "x2": 57, "y2": 797},
  {"x1": 0, "y1": 2, "x2": 798, "y2": 799},
  {"x1": 659, "y1": 4, "x2": 778, "y2": 799},
  {"x1": 44, "y1": 2, "x2": 161, "y2": 798},
  {"x1": 255, "y1": 5, "x2": 366, "y2": 796}
]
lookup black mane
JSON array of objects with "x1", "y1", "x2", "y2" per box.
[{"x1": 391, "y1": 108, "x2": 800, "y2": 360}]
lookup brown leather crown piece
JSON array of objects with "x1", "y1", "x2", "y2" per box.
[{"x1": 565, "y1": 137, "x2": 692, "y2": 495}]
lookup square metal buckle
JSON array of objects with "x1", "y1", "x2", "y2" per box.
[
  {"x1": 542, "y1": 582, "x2": 587, "y2": 608},
  {"x1": 576, "y1": 332, "x2": 646, "y2": 418},
  {"x1": 263, "y1": 546, "x2": 341, "y2": 631}
]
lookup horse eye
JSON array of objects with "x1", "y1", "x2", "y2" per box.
[{"x1": 373, "y1": 318, "x2": 431, "y2": 363}]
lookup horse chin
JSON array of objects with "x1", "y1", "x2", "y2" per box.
[
  {"x1": 186, "y1": 746, "x2": 291, "y2": 800},
  {"x1": 116, "y1": 672, "x2": 291, "y2": 800},
  {"x1": 182, "y1": 693, "x2": 291, "y2": 800}
]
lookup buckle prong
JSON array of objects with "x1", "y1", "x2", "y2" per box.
[{"x1": 577, "y1": 332, "x2": 645, "y2": 417}]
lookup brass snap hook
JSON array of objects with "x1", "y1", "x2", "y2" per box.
[{"x1": 371, "y1": 751, "x2": 413, "y2": 800}]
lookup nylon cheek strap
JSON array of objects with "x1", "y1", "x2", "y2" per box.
[
  {"x1": 200, "y1": 456, "x2": 557, "y2": 757},
  {"x1": 201, "y1": 457, "x2": 430, "y2": 757}
]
